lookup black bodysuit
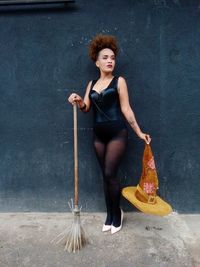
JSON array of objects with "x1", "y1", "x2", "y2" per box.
[
  {"x1": 89, "y1": 76, "x2": 128, "y2": 227},
  {"x1": 89, "y1": 76, "x2": 127, "y2": 143}
]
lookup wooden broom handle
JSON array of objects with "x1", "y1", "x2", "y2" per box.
[{"x1": 73, "y1": 104, "x2": 79, "y2": 206}]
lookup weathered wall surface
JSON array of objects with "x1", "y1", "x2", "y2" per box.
[{"x1": 0, "y1": 0, "x2": 199, "y2": 212}]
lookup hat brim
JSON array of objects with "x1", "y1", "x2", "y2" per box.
[{"x1": 122, "y1": 186, "x2": 172, "y2": 216}]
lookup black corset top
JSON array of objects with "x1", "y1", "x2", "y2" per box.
[{"x1": 89, "y1": 76, "x2": 125, "y2": 124}]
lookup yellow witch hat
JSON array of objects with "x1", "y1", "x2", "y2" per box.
[{"x1": 122, "y1": 143, "x2": 172, "y2": 216}]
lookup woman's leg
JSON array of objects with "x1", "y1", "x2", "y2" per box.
[
  {"x1": 103, "y1": 129, "x2": 127, "y2": 227},
  {"x1": 93, "y1": 139, "x2": 113, "y2": 225},
  {"x1": 94, "y1": 128, "x2": 127, "y2": 227}
]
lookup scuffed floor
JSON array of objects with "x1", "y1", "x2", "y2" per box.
[{"x1": 0, "y1": 212, "x2": 199, "y2": 267}]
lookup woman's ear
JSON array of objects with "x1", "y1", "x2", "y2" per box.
[{"x1": 95, "y1": 60, "x2": 99, "y2": 68}]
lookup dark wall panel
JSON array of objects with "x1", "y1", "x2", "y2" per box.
[{"x1": 0, "y1": 0, "x2": 199, "y2": 212}]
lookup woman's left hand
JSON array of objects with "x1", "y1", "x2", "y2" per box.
[{"x1": 138, "y1": 132, "x2": 151, "y2": 144}]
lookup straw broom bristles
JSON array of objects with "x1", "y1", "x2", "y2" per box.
[
  {"x1": 64, "y1": 208, "x2": 87, "y2": 252},
  {"x1": 51, "y1": 199, "x2": 87, "y2": 253}
]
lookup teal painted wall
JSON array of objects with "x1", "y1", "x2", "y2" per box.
[{"x1": 0, "y1": 0, "x2": 199, "y2": 212}]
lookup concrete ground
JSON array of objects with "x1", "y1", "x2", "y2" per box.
[{"x1": 0, "y1": 212, "x2": 199, "y2": 267}]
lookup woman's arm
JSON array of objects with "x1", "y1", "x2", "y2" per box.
[
  {"x1": 68, "y1": 81, "x2": 92, "y2": 113},
  {"x1": 118, "y1": 76, "x2": 151, "y2": 144}
]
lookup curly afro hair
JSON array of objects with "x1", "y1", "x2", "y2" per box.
[{"x1": 88, "y1": 34, "x2": 118, "y2": 62}]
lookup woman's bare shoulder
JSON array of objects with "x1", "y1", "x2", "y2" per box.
[
  {"x1": 86, "y1": 80, "x2": 93, "y2": 88},
  {"x1": 117, "y1": 76, "x2": 127, "y2": 88},
  {"x1": 87, "y1": 80, "x2": 93, "y2": 85}
]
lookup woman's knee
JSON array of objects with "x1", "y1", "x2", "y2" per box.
[{"x1": 103, "y1": 169, "x2": 117, "y2": 182}]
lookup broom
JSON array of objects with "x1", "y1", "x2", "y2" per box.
[{"x1": 51, "y1": 103, "x2": 87, "y2": 253}]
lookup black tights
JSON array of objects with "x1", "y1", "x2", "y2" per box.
[{"x1": 94, "y1": 128, "x2": 127, "y2": 227}]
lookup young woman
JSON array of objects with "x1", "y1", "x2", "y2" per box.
[{"x1": 68, "y1": 34, "x2": 151, "y2": 234}]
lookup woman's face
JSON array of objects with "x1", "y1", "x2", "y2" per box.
[{"x1": 96, "y1": 48, "x2": 116, "y2": 73}]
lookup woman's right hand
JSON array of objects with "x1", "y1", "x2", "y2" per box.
[{"x1": 68, "y1": 93, "x2": 83, "y2": 105}]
